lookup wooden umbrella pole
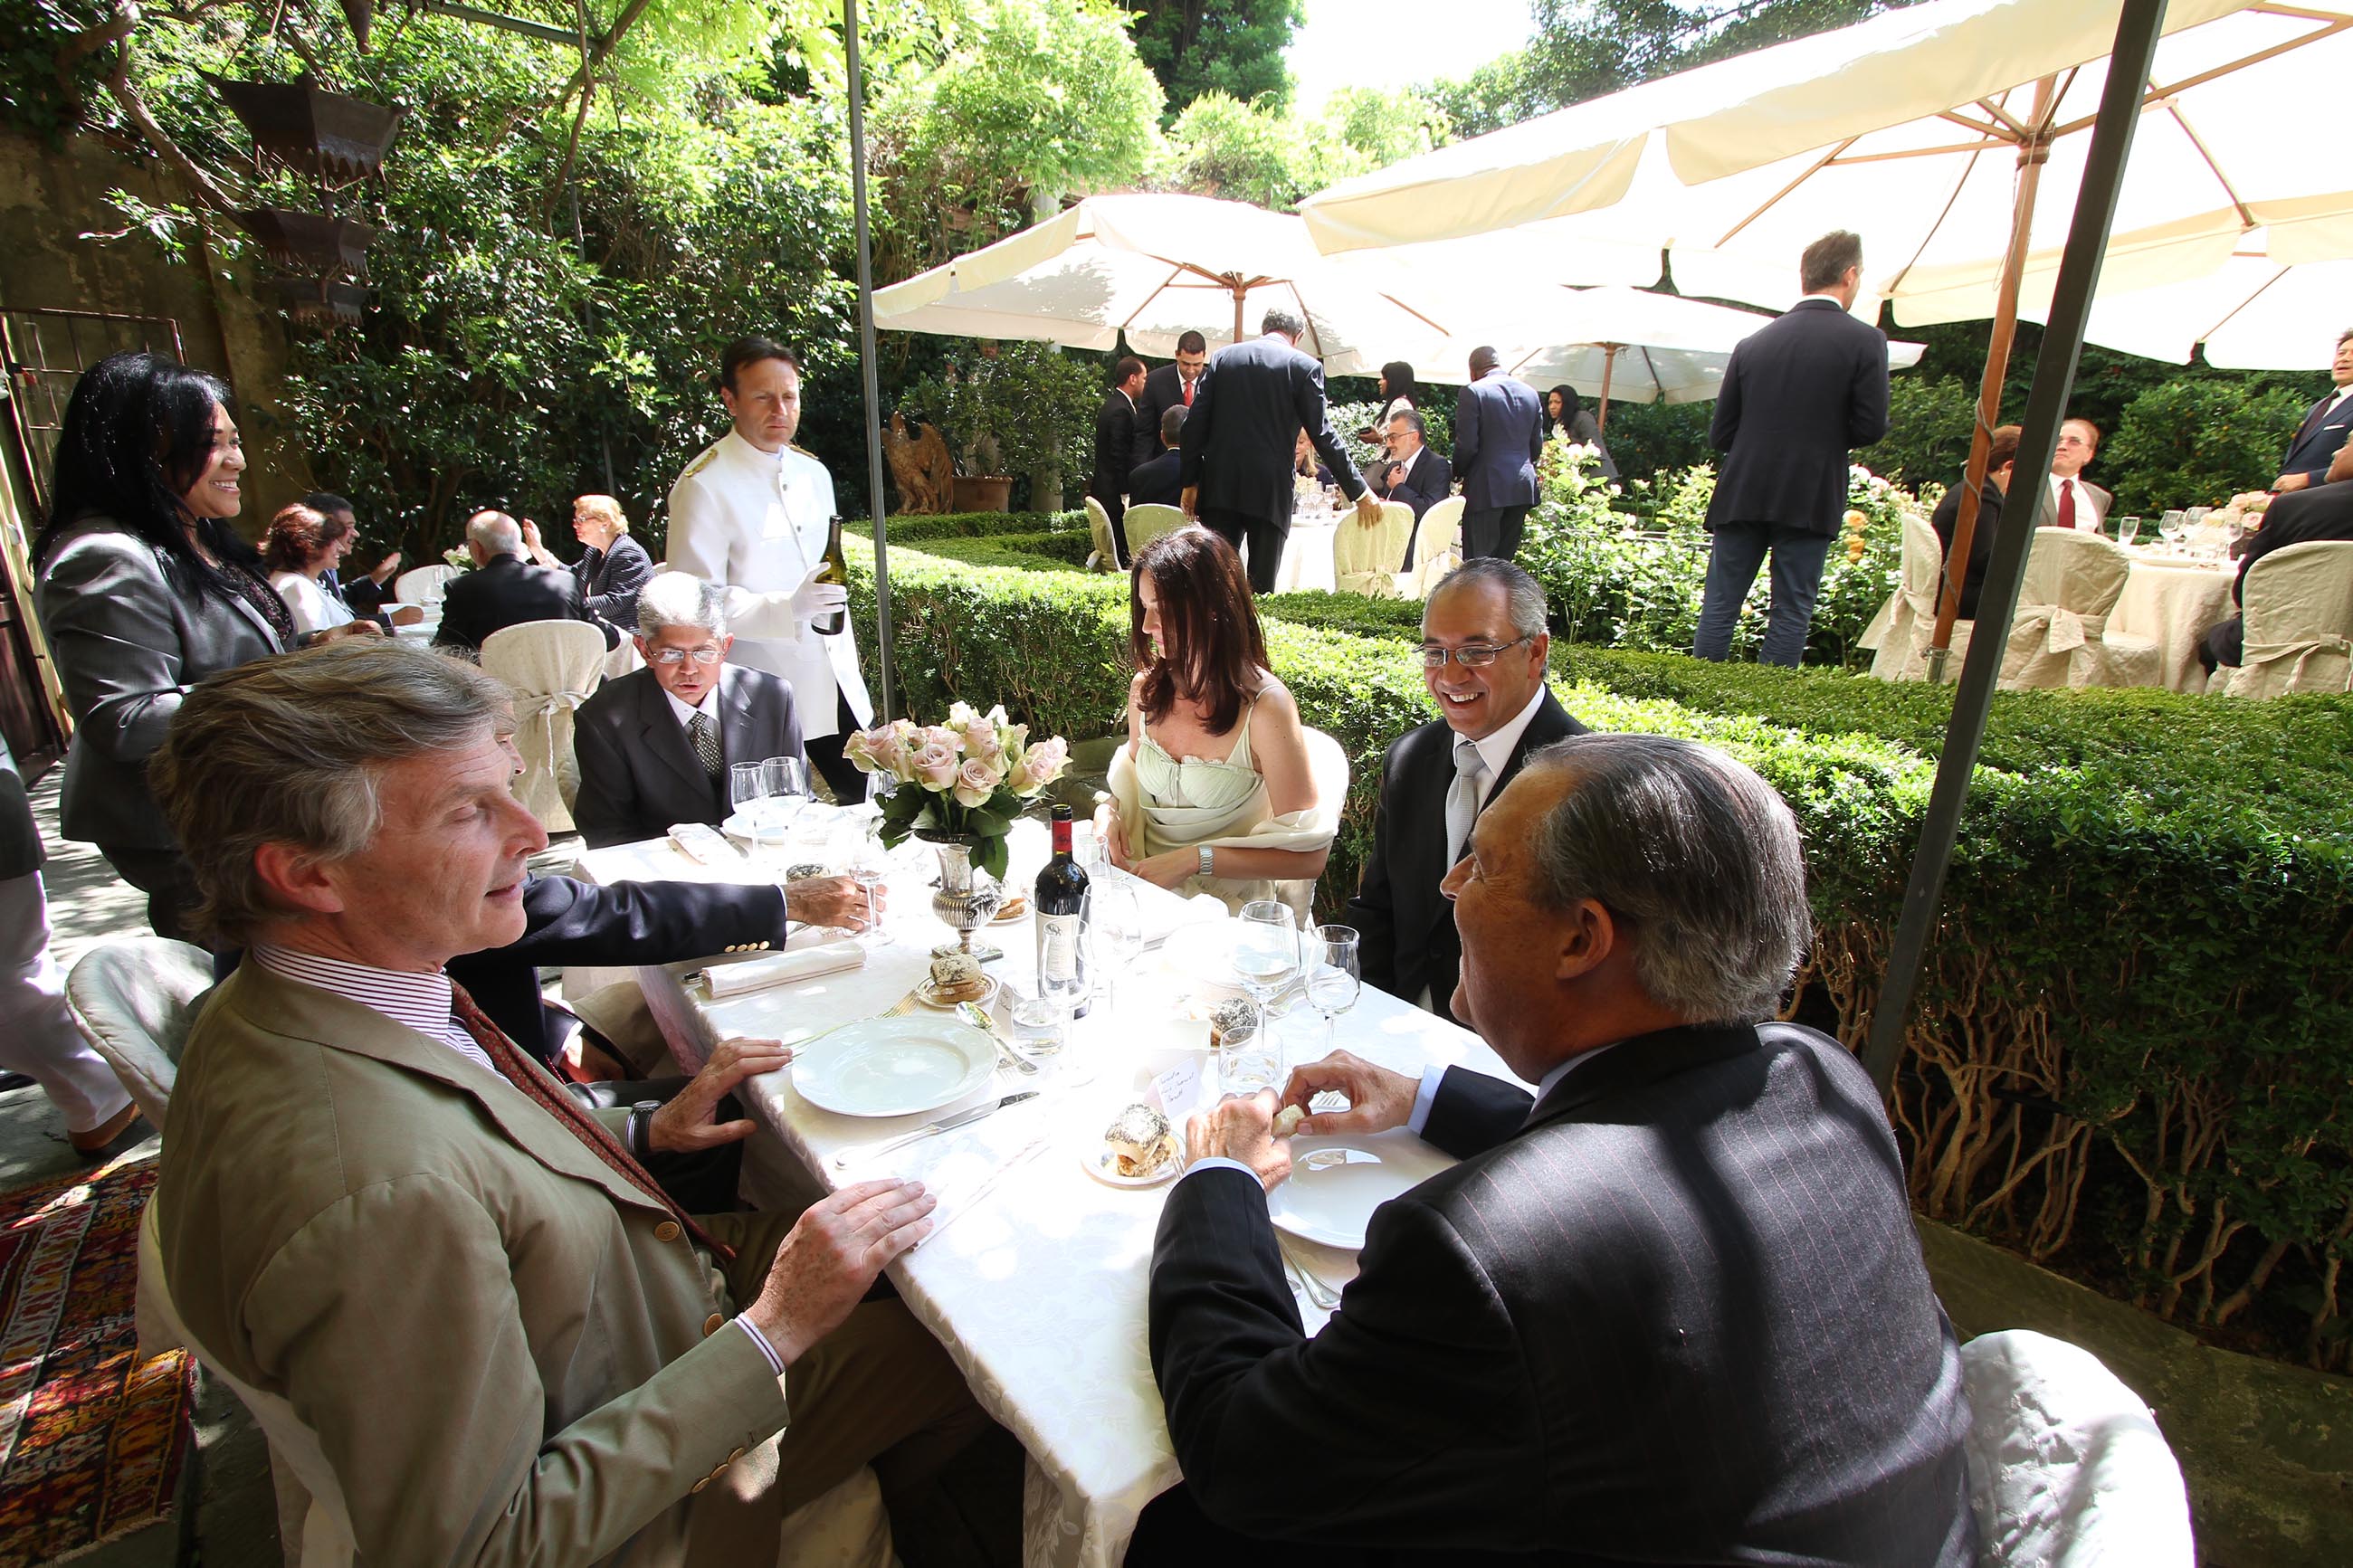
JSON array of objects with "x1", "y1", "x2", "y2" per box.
[
  {"x1": 1929, "y1": 75, "x2": 2056, "y2": 680},
  {"x1": 1596, "y1": 344, "x2": 1617, "y2": 431},
  {"x1": 1232, "y1": 280, "x2": 1245, "y2": 346}
]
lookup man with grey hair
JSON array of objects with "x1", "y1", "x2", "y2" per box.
[
  {"x1": 573, "y1": 570, "x2": 804, "y2": 849},
  {"x1": 1136, "y1": 732, "x2": 1977, "y2": 1565},
  {"x1": 1346, "y1": 558, "x2": 1584, "y2": 1024},
  {"x1": 1178, "y1": 305, "x2": 1378, "y2": 593},
  {"x1": 433, "y1": 507, "x2": 617, "y2": 654},
  {"x1": 149, "y1": 640, "x2": 983, "y2": 1564}
]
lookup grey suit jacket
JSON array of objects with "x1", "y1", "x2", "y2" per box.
[
  {"x1": 35, "y1": 518, "x2": 288, "y2": 851},
  {"x1": 572, "y1": 665, "x2": 803, "y2": 849}
]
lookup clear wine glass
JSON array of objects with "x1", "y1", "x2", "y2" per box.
[
  {"x1": 729, "y1": 761, "x2": 768, "y2": 820},
  {"x1": 1306, "y1": 925, "x2": 1362, "y2": 1058},
  {"x1": 1230, "y1": 900, "x2": 1300, "y2": 1091},
  {"x1": 1088, "y1": 883, "x2": 1145, "y2": 1020},
  {"x1": 2158, "y1": 509, "x2": 2187, "y2": 553},
  {"x1": 844, "y1": 817, "x2": 894, "y2": 947},
  {"x1": 2116, "y1": 515, "x2": 2141, "y2": 547}
]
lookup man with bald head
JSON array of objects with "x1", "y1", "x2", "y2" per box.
[
  {"x1": 1138, "y1": 733, "x2": 1976, "y2": 1564},
  {"x1": 433, "y1": 508, "x2": 617, "y2": 654}
]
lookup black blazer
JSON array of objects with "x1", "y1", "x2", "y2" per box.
[
  {"x1": 2278, "y1": 390, "x2": 2353, "y2": 487},
  {"x1": 1148, "y1": 1022, "x2": 1977, "y2": 1566},
  {"x1": 1706, "y1": 298, "x2": 1891, "y2": 537},
  {"x1": 1382, "y1": 446, "x2": 1452, "y2": 520},
  {"x1": 2234, "y1": 479, "x2": 2353, "y2": 603},
  {"x1": 433, "y1": 554, "x2": 618, "y2": 653},
  {"x1": 1091, "y1": 391, "x2": 1138, "y2": 505},
  {"x1": 571, "y1": 665, "x2": 804, "y2": 849},
  {"x1": 446, "y1": 873, "x2": 788, "y2": 1066},
  {"x1": 1452, "y1": 374, "x2": 1545, "y2": 512},
  {"x1": 1128, "y1": 448, "x2": 1183, "y2": 508},
  {"x1": 1179, "y1": 334, "x2": 1366, "y2": 528},
  {"x1": 1135, "y1": 362, "x2": 1202, "y2": 468},
  {"x1": 573, "y1": 535, "x2": 653, "y2": 630},
  {"x1": 1929, "y1": 477, "x2": 2005, "y2": 620},
  {"x1": 1343, "y1": 689, "x2": 1584, "y2": 1022}
]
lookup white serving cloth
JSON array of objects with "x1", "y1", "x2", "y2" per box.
[
  {"x1": 700, "y1": 940, "x2": 865, "y2": 998},
  {"x1": 573, "y1": 821, "x2": 1517, "y2": 1568}
]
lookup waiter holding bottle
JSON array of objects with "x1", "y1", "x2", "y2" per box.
[{"x1": 668, "y1": 337, "x2": 874, "y2": 801}]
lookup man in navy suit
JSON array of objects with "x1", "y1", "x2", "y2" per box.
[
  {"x1": 1451, "y1": 346, "x2": 1546, "y2": 561},
  {"x1": 1180, "y1": 307, "x2": 1378, "y2": 593},
  {"x1": 1137, "y1": 732, "x2": 1977, "y2": 1565},
  {"x1": 2272, "y1": 329, "x2": 2353, "y2": 492},
  {"x1": 2202, "y1": 439, "x2": 2353, "y2": 671},
  {"x1": 1135, "y1": 331, "x2": 1208, "y2": 468},
  {"x1": 1694, "y1": 230, "x2": 1891, "y2": 666},
  {"x1": 1128, "y1": 406, "x2": 1186, "y2": 508}
]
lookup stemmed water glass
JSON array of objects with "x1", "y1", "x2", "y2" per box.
[
  {"x1": 1229, "y1": 900, "x2": 1300, "y2": 1092},
  {"x1": 843, "y1": 816, "x2": 895, "y2": 947},
  {"x1": 1305, "y1": 925, "x2": 1362, "y2": 1057},
  {"x1": 2158, "y1": 509, "x2": 2187, "y2": 553},
  {"x1": 729, "y1": 761, "x2": 767, "y2": 822},
  {"x1": 752, "y1": 756, "x2": 809, "y2": 871},
  {"x1": 1087, "y1": 883, "x2": 1146, "y2": 1019}
]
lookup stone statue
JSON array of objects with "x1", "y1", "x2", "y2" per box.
[{"x1": 884, "y1": 411, "x2": 957, "y2": 514}]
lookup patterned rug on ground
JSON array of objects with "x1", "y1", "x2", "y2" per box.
[{"x1": 0, "y1": 1152, "x2": 195, "y2": 1566}]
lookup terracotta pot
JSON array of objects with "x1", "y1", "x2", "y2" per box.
[{"x1": 952, "y1": 476, "x2": 1014, "y2": 513}]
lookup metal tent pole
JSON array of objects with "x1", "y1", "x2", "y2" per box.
[
  {"x1": 843, "y1": 0, "x2": 893, "y2": 723},
  {"x1": 1862, "y1": 0, "x2": 2171, "y2": 1095}
]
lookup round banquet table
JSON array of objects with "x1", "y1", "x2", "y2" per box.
[
  {"x1": 2107, "y1": 552, "x2": 2236, "y2": 692},
  {"x1": 1267, "y1": 509, "x2": 1339, "y2": 594}
]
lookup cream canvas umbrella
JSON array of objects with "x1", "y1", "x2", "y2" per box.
[{"x1": 871, "y1": 193, "x2": 1458, "y2": 375}]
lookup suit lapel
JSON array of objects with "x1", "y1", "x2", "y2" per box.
[
  {"x1": 718, "y1": 668, "x2": 764, "y2": 772},
  {"x1": 1520, "y1": 1022, "x2": 1763, "y2": 1132},
  {"x1": 637, "y1": 673, "x2": 714, "y2": 799}
]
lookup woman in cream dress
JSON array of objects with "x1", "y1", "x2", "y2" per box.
[{"x1": 1101, "y1": 528, "x2": 1334, "y2": 913}]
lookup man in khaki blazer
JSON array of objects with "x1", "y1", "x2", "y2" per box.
[{"x1": 149, "y1": 641, "x2": 982, "y2": 1565}]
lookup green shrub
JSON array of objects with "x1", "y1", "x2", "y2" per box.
[
  {"x1": 1857, "y1": 373, "x2": 1984, "y2": 493},
  {"x1": 2105, "y1": 379, "x2": 2311, "y2": 514},
  {"x1": 860, "y1": 510, "x2": 1082, "y2": 544}
]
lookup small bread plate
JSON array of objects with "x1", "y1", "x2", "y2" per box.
[
  {"x1": 990, "y1": 896, "x2": 1030, "y2": 925},
  {"x1": 792, "y1": 1016, "x2": 996, "y2": 1117},
  {"x1": 1081, "y1": 1145, "x2": 1180, "y2": 1188},
  {"x1": 914, "y1": 974, "x2": 1001, "y2": 1011},
  {"x1": 1266, "y1": 1131, "x2": 1453, "y2": 1250}
]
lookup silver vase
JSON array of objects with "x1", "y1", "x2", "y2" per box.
[{"x1": 926, "y1": 836, "x2": 1005, "y2": 955}]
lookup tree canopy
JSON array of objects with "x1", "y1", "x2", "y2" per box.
[{"x1": 1130, "y1": 0, "x2": 1305, "y2": 119}]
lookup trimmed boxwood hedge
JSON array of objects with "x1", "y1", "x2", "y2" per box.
[{"x1": 847, "y1": 515, "x2": 2353, "y2": 1372}]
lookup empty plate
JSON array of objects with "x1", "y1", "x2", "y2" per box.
[
  {"x1": 1267, "y1": 1131, "x2": 1454, "y2": 1250},
  {"x1": 793, "y1": 1017, "x2": 995, "y2": 1117}
]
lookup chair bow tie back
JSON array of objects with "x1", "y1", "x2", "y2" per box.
[{"x1": 2238, "y1": 634, "x2": 2353, "y2": 694}]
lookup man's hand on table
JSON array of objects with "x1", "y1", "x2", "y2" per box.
[
  {"x1": 786, "y1": 873, "x2": 881, "y2": 932},
  {"x1": 745, "y1": 1179, "x2": 935, "y2": 1364},
  {"x1": 1186, "y1": 1088, "x2": 1293, "y2": 1193},
  {"x1": 650, "y1": 1036, "x2": 794, "y2": 1153},
  {"x1": 1281, "y1": 1050, "x2": 1417, "y2": 1137},
  {"x1": 2272, "y1": 472, "x2": 2311, "y2": 493}
]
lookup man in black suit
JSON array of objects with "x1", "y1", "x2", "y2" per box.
[
  {"x1": 1138, "y1": 732, "x2": 1977, "y2": 1566},
  {"x1": 1346, "y1": 559, "x2": 1583, "y2": 1022},
  {"x1": 2201, "y1": 439, "x2": 2353, "y2": 670},
  {"x1": 2272, "y1": 328, "x2": 2353, "y2": 492},
  {"x1": 433, "y1": 509, "x2": 618, "y2": 655},
  {"x1": 1134, "y1": 330, "x2": 1208, "y2": 468},
  {"x1": 1451, "y1": 346, "x2": 1546, "y2": 561},
  {"x1": 1694, "y1": 229, "x2": 1891, "y2": 666},
  {"x1": 1128, "y1": 405, "x2": 1186, "y2": 508},
  {"x1": 1375, "y1": 410, "x2": 1454, "y2": 571},
  {"x1": 1180, "y1": 307, "x2": 1378, "y2": 594},
  {"x1": 572, "y1": 572, "x2": 805, "y2": 849},
  {"x1": 1093, "y1": 356, "x2": 1146, "y2": 566},
  {"x1": 1929, "y1": 423, "x2": 2020, "y2": 621}
]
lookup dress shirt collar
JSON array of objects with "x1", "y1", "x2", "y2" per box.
[
  {"x1": 1796, "y1": 290, "x2": 1846, "y2": 309},
  {"x1": 251, "y1": 945, "x2": 501, "y2": 1074},
  {"x1": 1467, "y1": 679, "x2": 1551, "y2": 787},
  {"x1": 662, "y1": 681, "x2": 721, "y2": 728},
  {"x1": 2328, "y1": 384, "x2": 2353, "y2": 413}
]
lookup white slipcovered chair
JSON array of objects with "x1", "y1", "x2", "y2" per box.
[
  {"x1": 1123, "y1": 502, "x2": 1186, "y2": 559},
  {"x1": 1958, "y1": 1329, "x2": 2193, "y2": 1567},
  {"x1": 392, "y1": 564, "x2": 455, "y2": 606},
  {"x1": 1081, "y1": 496, "x2": 1120, "y2": 572},
  {"x1": 1863, "y1": 508, "x2": 1974, "y2": 682},
  {"x1": 481, "y1": 620, "x2": 609, "y2": 833},
  {"x1": 1998, "y1": 528, "x2": 2162, "y2": 690},
  {"x1": 64, "y1": 937, "x2": 214, "y2": 1130},
  {"x1": 1402, "y1": 496, "x2": 1466, "y2": 599},
  {"x1": 2217, "y1": 539, "x2": 2353, "y2": 698},
  {"x1": 1333, "y1": 502, "x2": 1415, "y2": 599},
  {"x1": 1267, "y1": 726, "x2": 1352, "y2": 922}
]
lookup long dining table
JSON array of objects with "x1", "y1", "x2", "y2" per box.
[{"x1": 573, "y1": 817, "x2": 1515, "y2": 1568}]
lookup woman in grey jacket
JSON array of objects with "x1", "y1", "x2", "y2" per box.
[{"x1": 33, "y1": 353, "x2": 305, "y2": 941}]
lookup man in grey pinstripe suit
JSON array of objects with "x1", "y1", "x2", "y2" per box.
[{"x1": 1137, "y1": 734, "x2": 1975, "y2": 1566}]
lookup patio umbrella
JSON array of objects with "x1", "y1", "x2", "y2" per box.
[{"x1": 871, "y1": 193, "x2": 1458, "y2": 375}]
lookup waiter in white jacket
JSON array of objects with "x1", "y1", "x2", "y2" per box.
[{"x1": 667, "y1": 337, "x2": 875, "y2": 801}]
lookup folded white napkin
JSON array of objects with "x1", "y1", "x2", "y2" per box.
[{"x1": 700, "y1": 941, "x2": 864, "y2": 998}]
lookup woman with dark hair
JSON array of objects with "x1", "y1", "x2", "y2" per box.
[
  {"x1": 33, "y1": 352, "x2": 301, "y2": 939},
  {"x1": 1357, "y1": 361, "x2": 1419, "y2": 442},
  {"x1": 1545, "y1": 384, "x2": 1619, "y2": 480},
  {"x1": 1100, "y1": 528, "x2": 1335, "y2": 910},
  {"x1": 264, "y1": 501, "x2": 378, "y2": 637}
]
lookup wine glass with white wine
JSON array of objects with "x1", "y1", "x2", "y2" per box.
[{"x1": 1229, "y1": 901, "x2": 1300, "y2": 1094}]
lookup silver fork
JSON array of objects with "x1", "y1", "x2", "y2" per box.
[{"x1": 1280, "y1": 1243, "x2": 1341, "y2": 1310}]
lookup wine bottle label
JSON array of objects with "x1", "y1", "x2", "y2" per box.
[{"x1": 1038, "y1": 913, "x2": 1081, "y2": 983}]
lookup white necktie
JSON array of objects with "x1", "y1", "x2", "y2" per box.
[{"x1": 1445, "y1": 736, "x2": 1486, "y2": 865}]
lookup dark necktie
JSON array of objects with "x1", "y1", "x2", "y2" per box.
[
  {"x1": 447, "y1": 984, "x2": 734, "y2": 1261},
  {"x1": 2056, "y1": 480, "x2": 2076, "y2": 531},
  {"x1": 689, "y1": 710, "x2": 724, "y2": 779}
]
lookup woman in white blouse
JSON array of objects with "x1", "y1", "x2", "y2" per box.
[{"x1": 263, "y1": 502, "x2": 374, "y2": 637}]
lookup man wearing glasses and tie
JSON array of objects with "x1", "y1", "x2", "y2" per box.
[
  {"x1": 1345, "y1": 559, "x2": 1586, "y2": 1022},
  {"x1": 572, "y1": 572, "x2": 805, "y2": 849}
]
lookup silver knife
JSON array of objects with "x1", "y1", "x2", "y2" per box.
[{"x1": 833, "y1": 1091, "x2": 1040, "y2": 1168}]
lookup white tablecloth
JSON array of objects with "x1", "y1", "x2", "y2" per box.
[
  {"x1": 1267, "y1": 514, "x2": 1338, "y2": 594},
  {"x1": 573, "y1": 823, "x2": 1513, "y2": 1568},
  {"x1": 2109, "y1": 553, "x2": 2235, "y2": 692}
]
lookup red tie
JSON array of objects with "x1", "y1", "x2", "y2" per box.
[
  {"x1": 448, "y1": 984, "x2": 735, "y2": 1262},
  {"x1": 2056, "y1": 481, "x2": 2076, "y2": 531},
  {"x1": 1182, "y1": 378, "x2": 1194, "y2": 407}
]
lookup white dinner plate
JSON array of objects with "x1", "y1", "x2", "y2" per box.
[
  {"x1": 1267, "y1": 1131, "x2": 1454, "y2": 1250},
  {"x1": 792, "y1": 1017, "x2": 996, "y2": 1117},
  {"x1": 723, "y1": 799, "x2": 839, "y2": 843}
]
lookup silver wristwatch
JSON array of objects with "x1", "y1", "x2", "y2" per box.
[{"x1": 1197, "y1": 844, "x2": 1214, "y2": 879}]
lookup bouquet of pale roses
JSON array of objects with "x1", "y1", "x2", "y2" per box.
[{"x1": 845, "y1": 701, "x2": 1072, "y2": 880}]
